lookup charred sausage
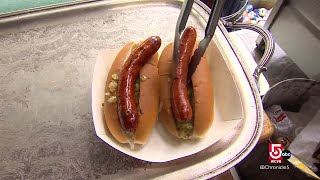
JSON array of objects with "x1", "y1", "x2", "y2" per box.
[
  {"x1": 171, "y1": 27, "x2": 197, "y2": 122},
  {"x1": 117, "y1": 36, "x2": 161, "y2": 132}
]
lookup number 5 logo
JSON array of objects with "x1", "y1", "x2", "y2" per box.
[
  {"x1": 269, "y1": 144, "x2": 282, "y2": 159},
  {"x1": 269, "y1": 143, "x2": 283, "y2": 163}
]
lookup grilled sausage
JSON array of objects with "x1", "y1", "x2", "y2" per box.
[
  {"x1": 170, "y1": 27, "x2": 197, "y2": 122},
  {"x1": 117, "y1": 36, "x2": 161, "y2": 132}
]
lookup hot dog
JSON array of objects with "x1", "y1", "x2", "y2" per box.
[
  {"x1": 104, "y1": 36, "x2": 161, "y2": 146},
  {"x1": 118, "y1": 36, "x2": 161, "y2": 132},
  {"x1": 171, "y1": 27, "x2": 196, "y2": 123},
  {"x1": 159, "y1": 27, "x2": 214, "y2": 139}
]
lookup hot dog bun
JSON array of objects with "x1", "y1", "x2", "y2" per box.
[
  {"x1": 104, "y1": 42, "x2": 160, "y2": 145},
  {"x1": 158, "y1": 43, "x2": 214, "y2": 138}
]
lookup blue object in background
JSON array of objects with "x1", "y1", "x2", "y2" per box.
[
  {"x1": 253, "y1": 9, "x2": 261, "y2": 18},
  {"x1": 246, "y1": 3, "x2": 254, "y2": 12}
]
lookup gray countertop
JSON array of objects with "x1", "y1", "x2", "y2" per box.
[
  {"x1": 0, "y1": 3, "x2": 161, "y2": 179},
  {"x1": 0, "y1": 25, "x2": 149, "y2": 180}
]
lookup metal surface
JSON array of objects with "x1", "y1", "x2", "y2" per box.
[
  {"x1": 173, "y1": 0, "x2": 194, "y2": 64},
  {"x1": 223, "y1": 22, "x2": 275, "y2": 91},
  {"x1": 220, "y1": 0, "x2": 248, "y2": 23},
  {"x1": 219, "y1": 0, "x2": 275, "y2": 91},
  {"x1": 0, "y1": 0, "x2": 101, "y2": 18},
  {"x1": 262, "y1": 78, "x2": 320, "y2": 109},
  {"x1": 0, "y1": 0, "x2": 263, "y2": 179}
]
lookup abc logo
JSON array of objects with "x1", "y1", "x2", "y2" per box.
[{"x1": 282, "y1": 149, "x2": 291, "y2": 160}]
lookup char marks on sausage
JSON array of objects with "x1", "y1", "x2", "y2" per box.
[{"x1": 117, "y1": 36, "x2": 161, "y2": 132}]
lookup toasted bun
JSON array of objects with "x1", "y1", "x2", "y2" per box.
[
  {"x1": 104, "y1": 42, "x2": 160, "y2": 145},
  {"x1": 158, "y1": 43, "x2": 214, "y2": 138},
  {"x1": 258, "y1": 112, "x2": 274, "y2": 143},
  {"x1": 134, "y1": 55, "x2": 160, "y2": 144}
]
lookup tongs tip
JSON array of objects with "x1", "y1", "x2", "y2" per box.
[{"x1": 174, "y1": 0, "x2": 226, "y2": 79}]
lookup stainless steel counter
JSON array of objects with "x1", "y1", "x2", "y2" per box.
[{"x1": 0, "y1": 2, "x2": 164, "y2": 178}]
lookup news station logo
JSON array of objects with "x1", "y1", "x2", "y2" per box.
[{"x1": 269, "y1": 143, "x2": 291, "y2": 163}]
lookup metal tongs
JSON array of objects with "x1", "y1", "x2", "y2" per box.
[{"x1": 174, "y1": 0, "x2": 226, "y2": 80}]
